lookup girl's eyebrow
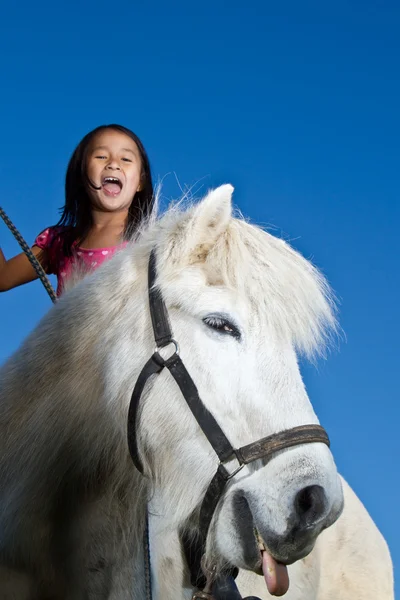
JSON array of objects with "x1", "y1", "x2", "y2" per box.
[
  {"x1": 121, "y1": 147, "x2": 137, "y2": 155},
  {"x1": 92, "y1": 145, "x2": 137, "y2": 155}
]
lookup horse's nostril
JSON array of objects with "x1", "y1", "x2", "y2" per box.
[{"x1": 294, "y1": 485, "x2": 327, "y2": 526}]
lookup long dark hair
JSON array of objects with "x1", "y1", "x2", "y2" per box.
[{"x1": 57, "y1": 124, "x2": 154, "y2": 255}]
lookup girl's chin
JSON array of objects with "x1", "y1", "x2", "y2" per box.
[{"x1": 92, "y1": 193, "x2": 131, "y2": 212}]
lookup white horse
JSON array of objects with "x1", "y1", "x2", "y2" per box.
[{"x1": 0, "y1": 185, "x2": 393, "y2": 599}]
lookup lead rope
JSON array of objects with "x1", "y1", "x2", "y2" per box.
[
  {"x1": 144, "y1": 510, "x2": 153, "y2": 600},
  {"x1": 0, "y1": 206, "x2": 57, "y2": 303}
]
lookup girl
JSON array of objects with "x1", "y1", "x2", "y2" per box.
[{"x1": 0, "y1": 124, "x2": 154, "y2": 296}]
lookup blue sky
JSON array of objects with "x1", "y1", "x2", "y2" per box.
[{"x1": 1, "y1": 0, "x2": 399, "y2": 588}]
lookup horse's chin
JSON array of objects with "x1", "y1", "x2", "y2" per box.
[
  {"x1": 216, "y1": 525, "x2": 317, "y2": 571},
  {"x1": 227, "y1": 532, "x2": 294, "y2": 597},
  {"x1": 255, "y1": 529, "x2": 319, "y2": 570},
  {"x1": 215, "y1": 528, "x2": 316, "y2": 597}
]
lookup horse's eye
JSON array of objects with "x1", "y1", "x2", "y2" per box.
[{"x1": 203, "y1": 314, "x2": 241, "y2": 340}]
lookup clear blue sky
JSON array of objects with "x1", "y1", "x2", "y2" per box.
[{"x1": 1, "y1": 0, "x2": 399, "y2": 588}]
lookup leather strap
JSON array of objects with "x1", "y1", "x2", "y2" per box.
[
  {"x1": 148, "y1": 250, "x2": 173, "y2": 348},
  {"x1": 127, "y1": 353, "x2": 165, "y2": 473},
  {"x1": 164, "y1": 354, "x2": 235, "y2": 463},
  {"x1": 237, "y1": 424, "x2": 330, "y2": 464},
  {"x1": 199, "y1": 464, "x2": 232, "y2": 542}
]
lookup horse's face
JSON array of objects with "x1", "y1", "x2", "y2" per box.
[{"x1": 141, "y1": 186, "x2": 343, "y2": 590}]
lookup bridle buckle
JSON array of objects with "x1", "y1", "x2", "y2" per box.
[{"x1": 220, "y1": 452, "x2": 245, "y2": 481}]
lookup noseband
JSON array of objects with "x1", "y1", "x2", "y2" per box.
[{"x1": 127, "y1": 250, "x2": 330, "y2": 597}]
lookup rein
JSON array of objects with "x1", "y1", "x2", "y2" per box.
[
  {"x1": 0, "y1": 206, "x2": 57, "y2": 303},
  {"x1": 127, "y1": 250, "x2": 330, "y2": 599}
]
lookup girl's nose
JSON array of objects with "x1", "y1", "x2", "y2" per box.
[{"x1": 106, "y1": 159, "x2": 120, "y2": 170}]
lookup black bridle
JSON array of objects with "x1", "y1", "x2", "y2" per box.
[{"x1": 127, "y1": 250, "x2": 330, "y2": 598}]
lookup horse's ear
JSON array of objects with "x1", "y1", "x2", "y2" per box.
[
  {"x1": 194, "y1": 184, "x2": 233, "y2": 233},
  {"x1": 186, "y1": 184, "x2": 233, "y2": 260}
]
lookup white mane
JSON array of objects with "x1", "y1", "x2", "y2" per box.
[{"x1": 67, "y1": 188, "x2": 337, "y2": 359}]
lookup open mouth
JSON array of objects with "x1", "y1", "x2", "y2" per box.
[
  {"x1": 101, "y1": 176, "x2": 123, "y2": 197},
  {"x1": 254, "y1": 529, "x2": 290, "y2": 596}
]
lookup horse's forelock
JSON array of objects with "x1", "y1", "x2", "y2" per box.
[
  {"x1": 204, "y1": 219, "x2": 338, "y2": 358},
  {"x1": 144, "y1": 207, "x2": 338, "y2": 360}
]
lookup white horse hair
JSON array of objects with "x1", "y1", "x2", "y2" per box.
[{"x1": 0, "y1": 185, "x2": 393, "y2": 599}]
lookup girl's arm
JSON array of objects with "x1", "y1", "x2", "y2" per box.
[{"x1": 0, "y1": 246, "x2": 49, "y2": 292}]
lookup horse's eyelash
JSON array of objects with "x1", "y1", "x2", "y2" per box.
[{"x1": 203, "y1": 315, "x2": 241, "y2": 339}]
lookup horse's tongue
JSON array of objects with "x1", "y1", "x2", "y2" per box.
[{"x1": 262, "y1": 550, "x2": 289, "y2": 596}]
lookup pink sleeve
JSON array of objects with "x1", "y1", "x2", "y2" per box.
[
  {"x1": 34, "y1": 227, "x2": 55, "y2": 250},
  {"x1": 33, "y1": 226, "x2": 63, "y2": 275}
]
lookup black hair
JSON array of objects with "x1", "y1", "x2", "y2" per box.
[{"x1": 56, "y1": 124, "x2": 154, "y2": 255}]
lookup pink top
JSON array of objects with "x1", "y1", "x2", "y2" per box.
[{"x1": 34, "y1": 226, "x2": 127, "y2": 296}]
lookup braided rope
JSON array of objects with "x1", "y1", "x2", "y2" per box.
[
  {"x1": 144, "y1": 511, "x2": 153, "y2": 600},
  {"x1": 0, "y1": 206, "x2": 57, "y2": 303}
]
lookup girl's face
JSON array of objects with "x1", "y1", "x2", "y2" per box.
[{"x1": 86, "y1": 129, "x2": 142, "y2": 213}]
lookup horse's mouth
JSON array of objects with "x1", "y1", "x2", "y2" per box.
[{"x1": 253, "y1": 529, "x2": 290, "y2": 597}]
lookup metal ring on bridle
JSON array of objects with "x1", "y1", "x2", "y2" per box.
[{"x1": 154, "y1": 339, "x2": 180, "y2": 358}]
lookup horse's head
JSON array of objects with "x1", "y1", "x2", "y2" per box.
[{"x1": 126, "y1": 185, "x2": 344, "y2": 594}]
